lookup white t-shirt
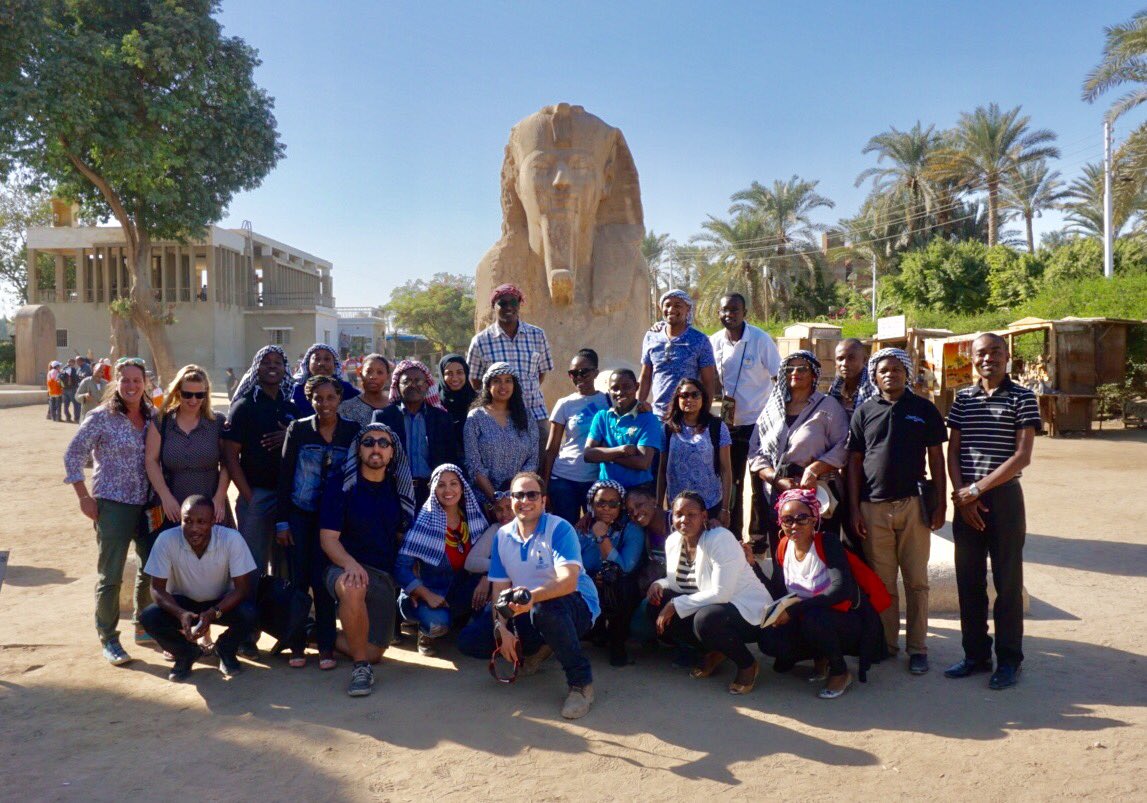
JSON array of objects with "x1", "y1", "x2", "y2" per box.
[
  {"x1": 548, "y1": 391, "x2": 610, "y2": 482},
  {"x1": 783, "y1": 541, "x2": 832, "y2": 599},
  {"x1": 709, "y1": 323, "x2": 782, "y2": 426},
  {"x1": 144, "y1": 525, "x2": 257, "y2": 602}
]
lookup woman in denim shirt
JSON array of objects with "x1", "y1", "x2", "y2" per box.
[
  {"x1": 577, "y1": 480, "x2": 645, "y2": 666},
  {"x1": 277, "y1": 375, "x2": 361, "y2": 668},
  {"x1": 395, "y1": 464, "x2": 490, "y2": 656}
]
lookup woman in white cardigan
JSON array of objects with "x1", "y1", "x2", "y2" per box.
[{"x1": 646, "y1": 491, "x2": 773, "y2": 694}]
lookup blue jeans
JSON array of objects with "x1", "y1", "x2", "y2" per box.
[
  {"x1": 548, "y1": 475, "x2": 594, "y2": 527},
  {"x1": 236, "y1": 486, "x2": 278, "y2": 575},
  {"x1": 63, "y1": 388, "x2": 79, "y2": 421},
  {"x1": 458, "y1": 593, "x2": 594, "y2": 687},
  {"x1": 48, "y1": 396, "x2": 62, "y2": 421},
  {"x1": 287, "y1": 509, "x2": 336, "y2": 654},
  {"x1": 398, "y1": 570, "x2": 479, "y2": 634}
]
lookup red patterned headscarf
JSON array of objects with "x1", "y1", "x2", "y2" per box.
[
  {"x1": 389, "y1": 359, "x2": 446, "y2": 410},
  {"x1": 774, "y1": 487, "x2": 821, "y2": 530},
  {"x1": 489, "y1": 283, "x2": 524, "y2": 307}
]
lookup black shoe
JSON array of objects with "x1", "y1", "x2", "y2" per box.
[
  {"x1": 908, "y1": 654, "x2": 930, "y2": 675},
  {"x1": 236, "y1": 641, "x2": 260, "y2": 660},
  {"x1": 608, "y1": 646, "x2": 631, "y2": 668},
  {"x1": 944, "y1": 657, "x2": 993, "y2": 678},
  {"x1": 168, "y1": 646, "x2": 204, "y2": 682},
  {"x1": 989, "y1": 664, "x2": 1021, "y2": 690},
  {"x1": 216, "y1": 645, "x2": 244, "y2": 679}
]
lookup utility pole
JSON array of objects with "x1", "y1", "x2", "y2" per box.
[
  {"x1": 871, "y1": 253, "x2": 877, "y2": 320},
  {"x1": 1103, "y1": 120, "x2": 1114, "y2": 279}
]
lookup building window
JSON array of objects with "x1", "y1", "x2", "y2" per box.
[
  {"x1": 271, "y1": 330, "x2": 290, "y2": 345},
  {"x1": 56, "y1": 329, "x2": 68, "y2": 347},
  {"x1": 323, "y1": 329, "x2": 331, "y2": 344}
]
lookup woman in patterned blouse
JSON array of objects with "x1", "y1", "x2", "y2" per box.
[
  {"x1": 64, "y1": 357, "x2": 156, "y2": 667},
  {"x1": 463, "y1": 363, "x2": 538, "y2": 504}
]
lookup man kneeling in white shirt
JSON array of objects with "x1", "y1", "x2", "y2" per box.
[{"x1": 140, "y1": 495, "x2": 258, "y2": 681}]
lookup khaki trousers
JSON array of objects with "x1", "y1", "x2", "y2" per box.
[{"x1": 860, "y1": 497, "x2": 931, "y2": 655}]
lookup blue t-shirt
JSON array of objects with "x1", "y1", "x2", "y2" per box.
[
  {"x1": 488, "y1": 513, "x2": 600, "y2": 623},
  {"x1": 641, "y1": 326, "x2": 716, "y2": 416},
  {"x1": 318, "y1": 474, "x2": 401, "y2": 574},
  {"x1": 586, "y1": 405, "x2": 662, "y2": 488},
  {"x1": 578, "y1": 520, "x2": 646, "y2": 576}
]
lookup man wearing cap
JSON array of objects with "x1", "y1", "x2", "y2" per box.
[
  {"x1": 638, "y1": 290, "x2": 716, "y2": 417},
  {"x1": 846, "y1": 348, "x2": 947, "y2": 675},
  {"x1": 467, "y1": 284, "x2": 555, "y2": 461}
]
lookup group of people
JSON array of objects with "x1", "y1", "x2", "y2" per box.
[
  {"x1": 45, "y1": 356, "x2": 110, "y2": 423},
  {"x1": 63, "y1": 281, "x2": 1040, "y2": 719}
]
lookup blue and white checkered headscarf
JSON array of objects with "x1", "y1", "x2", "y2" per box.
[
  {"x1": 399, "y1": 463, "x2": 489, "y2": 566},
  {"x1": 867, "y1": 348, "x2": 915, "y2": 394},
  {"x1": 341, "y1": 422, "x2": 416, "y2": 529},
  {"x1": 233, "y1": 345, "x2": 292, "y2": 400},
  {"x1": 585, "y1": 479, "x2": 627, "y2": 509},
  {"x1": 651, "y1": 289, "x2": 695, "y2": 332},
  {"x1": 294, "y1": 343, "x2": 346, "y2": 386}
]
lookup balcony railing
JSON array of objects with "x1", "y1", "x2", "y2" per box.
[{"x1": 248, "y1": 292, "x2": 335, "y2": 309}]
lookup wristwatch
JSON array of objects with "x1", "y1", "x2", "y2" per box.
[
  {"x1": 211, "y1": 606, "x2": 222, "y2": 618},
  {"x1": 968, "y1": 483, "x2": 981, "y2": 498}
]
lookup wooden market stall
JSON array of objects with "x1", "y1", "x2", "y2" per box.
[{"x1": 777, "y1": 322, "x2": 842, "y2": 391}]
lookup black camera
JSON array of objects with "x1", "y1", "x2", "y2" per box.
[{"x1": 495, "y1": 587, "x2": 532, "y2": 620}]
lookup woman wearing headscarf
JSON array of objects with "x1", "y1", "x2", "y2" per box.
[
  {"x1": 464, "y1": 363, "x2": 539, "y2": 503},
  {"x1": 438, "y1": 353, "x2": 477, "y2": 438},
  {"x1": 395, "y1": 463, "x2": 490, "y2": 655},
  {"x1": 338, "y1": 353, "x2": 391, "y2": 428},
  {"x1": 576, "y1": 479, "x2": 645, "y2": 666},
  {"x1": 748, "y1": 349, "x2": 849, "y2": 561},
  {"x1": 757, "y1": 488, "x2": 887, "y2": 699},
  {"x1": 277, "y1": 374, "x2": 361, "y2": 669},
  {"x1": 291, "y1": 343, "x2": 360, "y2": 416}
]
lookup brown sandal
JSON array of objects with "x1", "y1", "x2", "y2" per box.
[
  {"x1": 690, "y1": 651, "x2": 726, "y2": 679},
  {"x1": 728, "y1": 661, "x2": 760, "y2": 695}
]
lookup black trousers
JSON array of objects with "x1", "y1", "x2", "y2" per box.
[
  {"x1": 757, "y1": 604, "x2": 864, "y2": 676},
  {"x1": 140, "y1": 596, "x2": 258, "y2": 662},
  {"x1": 952, "y1": 480, "x2": 1026, "y2": 667},
  {"x1": 647, "y1": 590, "x2": 761, "y2": 670},
  {"x1": 729, "y1": 425, "x2": 766, "y2": 540}
]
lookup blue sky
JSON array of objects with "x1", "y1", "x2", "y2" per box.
[{"x1": 213, "y1": 1, "x2": 1143, "y2": 307}]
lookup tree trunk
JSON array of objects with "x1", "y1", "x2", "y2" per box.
[
  {"x1": 987, "y1": 178, "x2": 999, "y2": 247},
  {"x1": 128, "y1": 235, "x2": 177, "y2": 385},
  {"x1": 1025, "y1": 213, "x2": 1035, "y2": 254}
]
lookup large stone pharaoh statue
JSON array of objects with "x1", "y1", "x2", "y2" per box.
[{"x1": 475, "y1": 103, "x2": 651, "y2": 403}]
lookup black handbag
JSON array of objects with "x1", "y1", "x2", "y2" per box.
[{"x1": 255, "y1": 573, "x2": 313, "y2": 653}]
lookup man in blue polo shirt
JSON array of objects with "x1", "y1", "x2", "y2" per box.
[
  {"x1": 583, "y1": 369, "x2": 662, "y2": 488},
  {"x1": 457, "y1": 472, "x2": 599, "y2": 720}
]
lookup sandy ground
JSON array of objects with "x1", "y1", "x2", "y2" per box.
[{"x1": 1, "y1": 401, "x2": 1145, "y2": 802}]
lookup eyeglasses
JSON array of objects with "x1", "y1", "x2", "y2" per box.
[
  {"x1": 593, "y1": 499, "x2": 622, "y2": 509},
  {"x1": 510, "y1": 490, "x2": 542, "y2": 501},
  {"x1": 495, "y1": 298, "x2": 520, "y2": 308},
  {"x1": 783, "y1": 365, "x2": 812, "y2": 375},
  {"x1": 115, "y1": 357, "x2": 146, "y2": 368},
  {"x1": 568, "y1": 368, "x2": 594, "y2": 378},
  {"x1": 779, "y1": 513, "x2": 815, "y2": 526},
  {"x1": 180, "y1": 391, "x2": 208, "y2": 400},
  {"x1": 360, "y1": 436, "x2": 394, "y2": 449},
  {"x1": 677, "y1": 390, "x2": 702, "y2": 400}
]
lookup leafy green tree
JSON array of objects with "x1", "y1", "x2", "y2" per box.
[
  {"x1": 1042, "y1": 236, "x2": 1147, "y2": 284},
  {"x1": 932, "y1": 104, "x2": 1060, "y2": 246},
  {"x1": 0, "y1": 1, "x2": 284, "y2": 380},
  {"x1": 855, "y1": 122, "x2": 943, "y2": 244},
  {"x1": 1001, "y1": 160, "x2": 1067, "y2": 253},
  {"x1": 0, "y1": 171, "x2": 54, "y2": 303},
  {"x1": 886, "y1": 238, "x2": 992, "y2": 314},
  {"x1": 385, "y1": 273, "x2": 476, "y2": 355},
  {"x1": 985, "y1": 246, "x2": 1045, "y2": 308},
  {"x1": 690, "y1": 213, "x2": 771, "y2": 322}
]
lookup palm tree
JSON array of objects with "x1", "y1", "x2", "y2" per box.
[
  {"x1": 729, "y1": 175, "x2": 835, "y2": 255},
  {"x1": 855, "y1": 122, "x2": 943, "y2": 244},
  {"x1": 690, "y1": 213, "x2": 772, "y2": 322},
  {"x1": 641, "y1": 229, "x2": 671, "y2": 295},
  {"x1": 932, "y1": 104, "x2": 1060, "y2": 246},
  {"x1": 1000, "y1": 160, "x2": 1067, "y2": 253},
  {"x1": 1061, "y1": 161, "x2": 1147, "y2": 238},
  {"x1": 1082, "y1": 10, "x2": 1147, "y2": 120}
]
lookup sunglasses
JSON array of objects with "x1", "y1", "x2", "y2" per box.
[
  {"x1": 677, "y1": 390, "x2": 702, "y2": 400},
  {"x1": 115, "y1": 357, "x2": 146, "y2": 368},
  {"x1": 593, "y1": 499, "x2": 622, "y2": 509},
  {"x1": 489, "y1": 627, "x2": 520, "y2": 683},
  {"x1": 180, "y1": 390, "x2": 208, "y2": 400},
  {"x1": 360, "y1": 436, "x2": 394, "y2": 449},
  {"x1": 783, "y1": 365, "x2": 812, "y2": 375},
  {"x1": 510, "y1": 490, "x2": 542, "y2": 501},
  {"x1": 568, "y1": 368, "x2": 594, "y2": 378},
  {"x1": 779, "y1": 513, "x2": 815, "y2": 526}
]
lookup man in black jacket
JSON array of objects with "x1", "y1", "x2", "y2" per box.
[{"x1": 372, "y1": 360, "x2": 459, "y2": 508}]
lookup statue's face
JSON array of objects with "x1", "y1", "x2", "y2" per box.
[{"x1": 516, "y1": 144, "x2": 608, "y2": 276}]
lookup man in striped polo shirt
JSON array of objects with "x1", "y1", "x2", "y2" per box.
[{"x1": 944, "y1": 333, "x2": 1041, "y2": 690}]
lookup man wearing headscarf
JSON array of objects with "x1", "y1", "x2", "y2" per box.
[
  {"x1": 466, "y1": 283, "x2": 555, "y2": 463},
  {"x1": 318, "y1": 423, "x2": 414, "y2": 697},
  {"x1": 638, "y1": 290, "x2": 716, "y2": 417},
  {"x1": 372, "y1": 359, "x2": 459, "y2": 508},
  {"x1": 846, "y1": 347, "x2": 948, "y2": 675},
  {"x1": 222, "y1": 346, "x2": 301, "y2": 643}
]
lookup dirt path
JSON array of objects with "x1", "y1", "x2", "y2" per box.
[{"x1": 1, "y1": 403, "x2": 1145, "y2": 801}]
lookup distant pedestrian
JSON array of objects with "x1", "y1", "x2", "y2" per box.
[
  {"x1": 61, "y1": 357, "x2": 81, "y2": 422},
  {"x1": 225, "y1": 368, "x2": 238, "y2": 400},
  {"x1": 46, "y1": 360, "x2": 63, "y2": 421}
]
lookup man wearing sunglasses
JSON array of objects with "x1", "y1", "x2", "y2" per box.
[{"x1": 457, "y1": 472, "x2": 600, "y2": 719}]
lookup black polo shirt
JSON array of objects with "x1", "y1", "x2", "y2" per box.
[
  {"x1": 946, "y1": 377, "x2": 1041, "y2": 483},
  {"x1": 222, "y1": 385, "x2": 300, "y2": 490},
  {"x1": 847, "y1": 390, "x2": 948, "y2": 502}
]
